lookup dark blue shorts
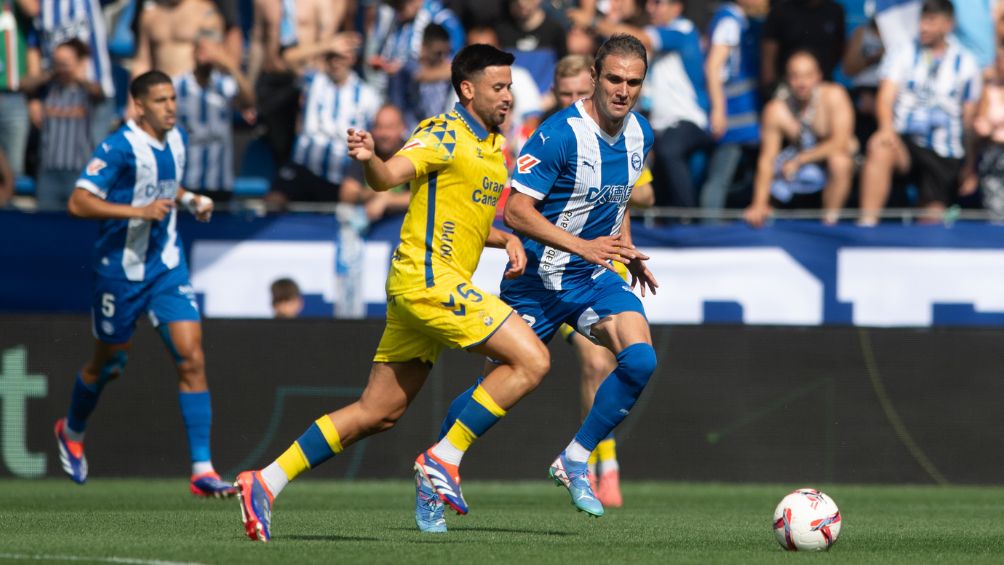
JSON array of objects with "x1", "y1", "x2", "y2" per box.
[
  {"x1": 91, "y1": 266, "x2": 200, "y2": 344},
  {"x1": 500, "y1": 269, "x2": 646, "y2": 344}
]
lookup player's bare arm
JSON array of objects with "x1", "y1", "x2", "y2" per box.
[
  {"x1": 347, "y1": 128, "x2": 417, "y2": 190},
  {"x1": 503, "y1": 191, "x2": 639, "y2": 270},
  {"x1": 486, "y1": 227, "x2": 526, "y2": 279},
  {"x1": 68, "y1": 188, "x2": 174, "y2": 221}
]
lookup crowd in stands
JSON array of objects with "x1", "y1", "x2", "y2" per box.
[{"x1": 0, "y1": 0, "x2": 1003, "y2": 225}]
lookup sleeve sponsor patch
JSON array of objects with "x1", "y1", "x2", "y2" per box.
[
  {"x1": 401, "y1": 138, "x2": 425, "y2": 151},
  {"x1": 516, "y1": 154, "x2": 540, "y2": 174},
  {"x1": 86, "y1": 158, "x2": 107, "y2": 176}
]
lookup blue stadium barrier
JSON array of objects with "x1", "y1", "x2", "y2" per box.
[{"x1": 233, "y1": 176, "x2": 269, "y2": 197}]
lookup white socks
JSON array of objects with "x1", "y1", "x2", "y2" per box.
[
  {"x1": 430, "y1": 437, "x2": 464, "y2": 466},
  {"x1": 261, "y1": 462, "x2": 290, "y2": 496},
  {"x1": 564, "y1": 440, "x2": 591, "y2": 464}
]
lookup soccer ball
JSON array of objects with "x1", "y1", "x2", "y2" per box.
[{"x1": 772, "y1": 488, "x2": 842, "y2": 551}]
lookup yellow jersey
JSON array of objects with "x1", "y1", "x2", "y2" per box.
[{"x1": 387, "y1": 103, "x2": 508, "y2": 295}]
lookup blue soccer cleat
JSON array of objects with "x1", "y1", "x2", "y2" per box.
[
  {"x1": 414, "y1": 467, "x2": 447, "y2": 533},
  {"x1": 414, "y1": 449, "x2": 468, "y2": 515},
  {"x1": 549, "y1": 453, "x2": 604, "y2": 517},
  {"x1": 54, "y1": 418, "x2": 87, "y2": 484},
  {"x1": 191, "y1": 471, "x2": 237, "y2": 498},
  {"x1": 235, "y1": 470, "x2": 274, "y2": 542}
]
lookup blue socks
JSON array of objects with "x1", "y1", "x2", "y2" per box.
[
  {"x1": 438, "y1": 376, "x2": 483, "y2": 441},
  {"x1": 67, "y1": 373, "x2": 100, "y2": 434},
  {"x1": 178, "y1": 391, "x2": 213, "y2": 465},
  {"x1": 574, "y1": 343, "x2": 657, "y2": 451}
]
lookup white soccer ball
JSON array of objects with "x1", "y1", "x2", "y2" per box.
[{"x1": 772, "y1": 488, "x2": 842, "y2": 551}]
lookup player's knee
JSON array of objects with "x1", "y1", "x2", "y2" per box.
[
  {"x1": 524, "y1": 344, "x2": 551, "y2": 382},
  {"x1": 582, "y1": 353, "x2": 615, "y2": 382},
  {"x1": 615, "y1": 343, "x2": 657, "y2": 392}
]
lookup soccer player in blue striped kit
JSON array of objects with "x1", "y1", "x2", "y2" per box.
[
  {"x1": 416, "y1": 34, "x2": 660, "y2": 531},
  {"x1": 53, "y1": 71, "x2": 235, "y2": 497}
]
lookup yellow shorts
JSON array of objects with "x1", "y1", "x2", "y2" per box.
[
  {"x1": 373, "y1": 272, "x2": 513, "y2": 365},
  {"x1": 559, "y1": 262, "x2": 629, "y2": 344}
]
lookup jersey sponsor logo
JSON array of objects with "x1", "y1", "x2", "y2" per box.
[
  {"x1": 86, "y1": 158, "x2": 107, "y2": 176},
  {"x1": 401, "y1": 138, "x2": 425, "y2": 151},
  {"x1": 586, "y1": 184, "x2": 631, "y2": 204},
  {"x1": 631, "y1": 152, "x2": 642, "y2": 171},
  {"x1": 472, "y1": 177, "x2": 505, "y2": 206},
  {"x1": 517, "y1": 154, "x2": 540, "y2": 174}
]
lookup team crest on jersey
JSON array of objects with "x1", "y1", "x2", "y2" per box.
[
  {"x1": 86, "y1": 158, "x2": 107, "y2": 176},
  {"x1": 402, "y1": 138, "x2": 425, "y2": 151},
  {"x1": 631, "y1": 152, "x2": 642, "y2": 171},
  {"x1": 517, "y1": 154, "x2": 540, "y2": 174}
]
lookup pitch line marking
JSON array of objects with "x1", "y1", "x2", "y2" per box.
[{"x1": 0, "y1": 554, "x2": 206, "y2": 565}]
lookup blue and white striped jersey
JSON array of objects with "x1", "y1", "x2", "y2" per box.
[
  {"x1": 174, "y1": 71, "x2": 238, "y2": 191},
  {"x1": 292, "y1": 71, "x2": 379, "y2": 184},
  {"x1": 76, "y1": 121, "x2": 188, "y2": 282},
  {"x1": 37, "y1": 0, "x2": 115, "y2": 98},
  {"x1": 645, "y1": 16, "x2": 709, "y2": 131},
  {"x1": 509, "y1": 100, "x2": 654, "y2": 291},
  {"x1": 882, "y1": 38, "x2": 982, "y2": 159}
]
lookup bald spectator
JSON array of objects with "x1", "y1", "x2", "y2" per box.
[
  {"x1": 133, "y1": 0, "x2": 229, "y2": 79},
  {"x1": 745, "y1": 50, "x2": 855, "y2": 227}
]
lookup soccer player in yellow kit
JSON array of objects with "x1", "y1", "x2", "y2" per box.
[{"x1": 234, "y1": 44, "x2": 551, "y2": 542}]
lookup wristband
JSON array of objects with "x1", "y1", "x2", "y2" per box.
[{"x1": 180, "y1": 191, "x2": 198, "y2": 213}]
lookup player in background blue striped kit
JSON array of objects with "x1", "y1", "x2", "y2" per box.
[{"x1": 53, "y1": 71, "x2": 235, "y2": 498}]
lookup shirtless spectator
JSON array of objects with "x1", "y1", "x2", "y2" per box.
[
  {"x1": 248, "y1": 0, "x2": 353, "y2": 165},
  {"x1": 745, "y1": 50, "x2": 855, "y2": 227},
  {"x1": 133, "y1": 0, "x2": 229, "y2": 78}
]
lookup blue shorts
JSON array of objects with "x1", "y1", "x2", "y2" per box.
[
  {"x1": 500, "y1": 269, "x2": 646, "y2": 344},
  {"x1": 92, "y1": 265, "x2": 200, "y2": 344}
]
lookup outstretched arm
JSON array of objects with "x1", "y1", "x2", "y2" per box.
[{"x1": 347, "y1": 128, "x2": 417, "y2": 190}]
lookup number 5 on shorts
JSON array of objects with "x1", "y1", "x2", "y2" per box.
[{"x1": 101, "y1": 293, "x2": 116, "y2": 317}]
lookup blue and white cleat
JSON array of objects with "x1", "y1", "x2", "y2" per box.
[
  {"x1": 235, "y1": 470, "x2": 274, "y2": 542},
  {"x1": 549, "y1": 453, "x2": 604, "y2": 517},
  {"x1": 414, "y1": 467, "x2": 447, "y2": 533},
  {"x1": 191, "y1": 471, "x2": 237, "y2": 498},
  {"x1": 414, "y1": 449, "x2": 468, "y2": 515},
  {"x1": 54, "y1": 418, "x2": 87, "y2": 484}
]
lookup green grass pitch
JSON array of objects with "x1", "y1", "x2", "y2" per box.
[{"x1": 2, "y1": 479, "x2": 1003, "y2": 564}]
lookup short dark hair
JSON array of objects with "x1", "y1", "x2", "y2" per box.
[
  {"x1": 130, "y1": 70, "x2": 173, "y2": 99},
  {"x1": 921, "y1": 0, "x2": 954, "y2": 17},
  {"x1": 423, "y1": 23, "x2": 451, "y2": 47},
  {"x1": 450, "y1": 44, "x2": 515, "y2": 98},
  {"x1": 55, "y1": 38, "x2": 90, "y2": 59},
  {"x1": 594, "y1": 34, "x2": 648, "y2": 77},
  {"x1": 270, "y1": 278, "x2": 301, "y2": 303}
]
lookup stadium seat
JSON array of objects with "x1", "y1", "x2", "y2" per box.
[
  {"x1": 14, "y1": 176, "x2": 35, "y2": 196},
  {"x1": 234, "y1": 137, "x2": 276, "y2": 197}
]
